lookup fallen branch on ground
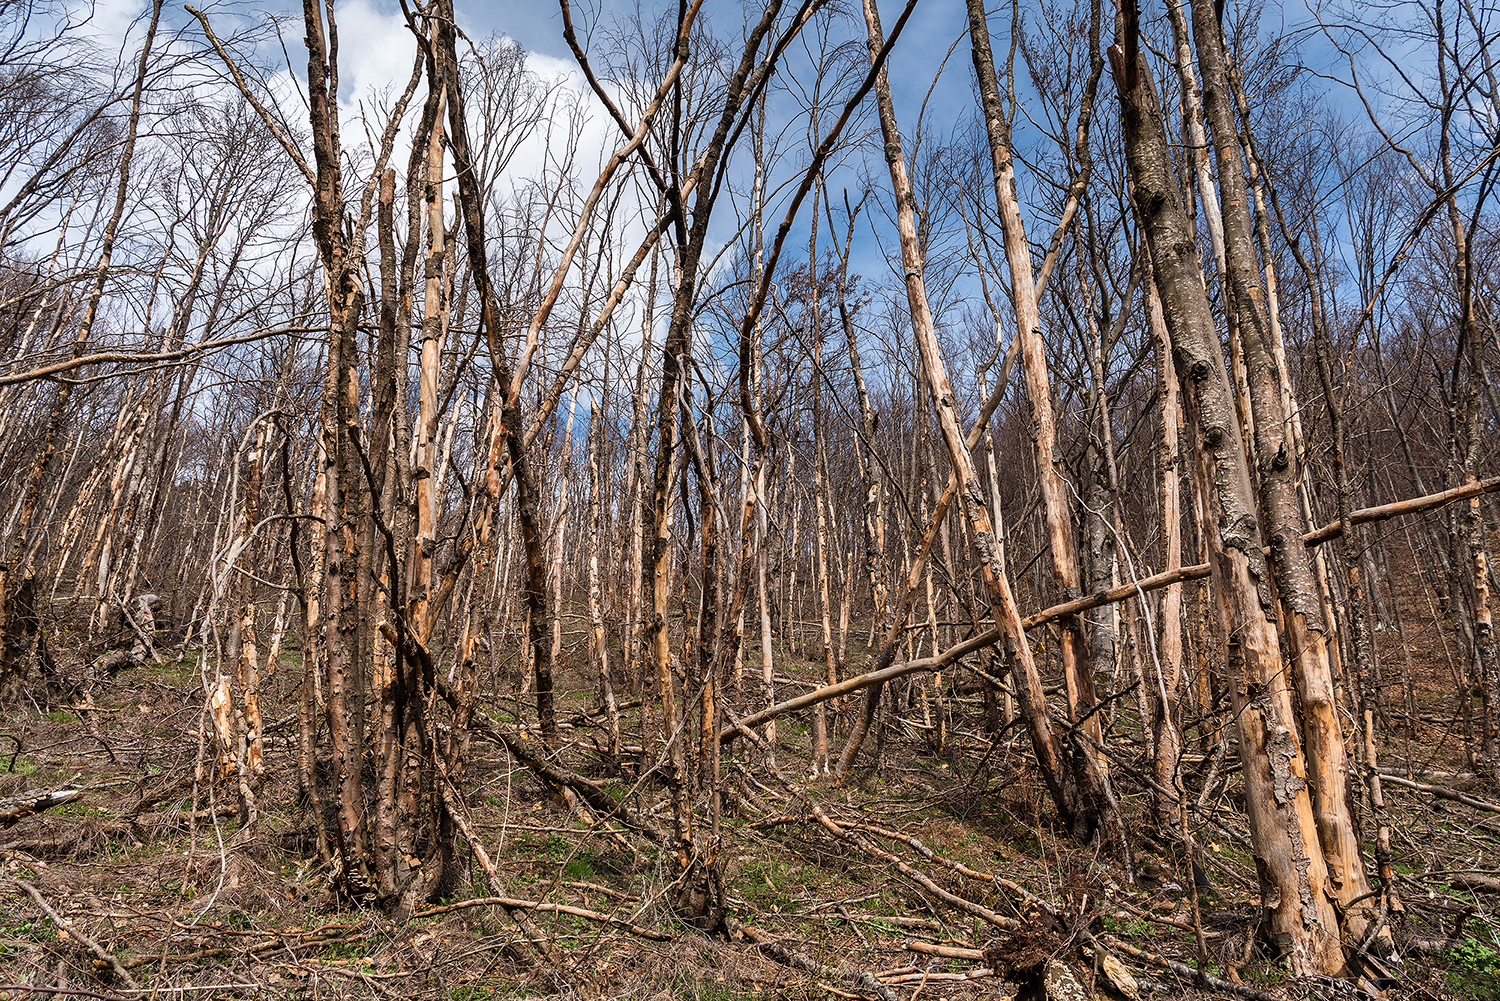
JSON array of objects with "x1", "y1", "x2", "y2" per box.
[
  {"x1": 729, "y1": 916, "x2": 900, "y2": 1001},
  {"x1": 433, "y1": 754, "x2": 563, "y2": 966},
  {"x1": 1097, "y1": 934, "x2": 1285, "y2": 1001},
  {"x1": 881, "y1": 968, "x2": 994, "y2": 984},
  {"x1": 0, "y1": 787, "x2": 82, "y2": 826},
  {"x1": 1377, "y1": 772, "x2": 1500, "y2": 814},
  {"x1": 727, "y1": 714, "x2": 1020, "y2": 931},
  {"x1": 903, "y1": 940, "x2": 985, "y2": 961},
  {"x1": 11, "y1": 877, "x2": 140, "y2": 989},
  {"x1": 413, "y1": 894, "x2": 672, "y2": 939}
]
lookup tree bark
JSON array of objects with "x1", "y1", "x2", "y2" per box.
[
  {"x1": 866, "y1": 0, "x2": 1104, "y2": 841},
  {"x1": 1187, "y1": 0, "x2": 1375, "y2": 942},
  {"x1": 964, "y1": 0, "x2": 1104, "y2": 760},
  {"x1": 1111, "y1": 27, "x2": 1345, "y2": 974},
  {"x1": 1144, "y1": 258, "x2": 1185, "y2": 830}
]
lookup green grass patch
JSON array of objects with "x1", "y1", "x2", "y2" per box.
[
  {"x1": 1446, "y1": 938, "x2": 1500, "y2": 1000},
  {"x1": 5, "y1": 755, "x2": 40, "y2": 776}
]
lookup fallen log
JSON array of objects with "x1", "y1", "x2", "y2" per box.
[
  {"x1": 1446, "y1": 873, "x2": 1500, "y2": 895},
  {"x1": 904, "y1": 940, "x2": 985, "y2": 961},
  {"x1": 0, "y1": 787, "x2": 83, "y2": 827}
]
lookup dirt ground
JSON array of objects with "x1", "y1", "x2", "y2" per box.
[{"x1": 2, "y1": 590, "x2": 1498, "y2": 1001}]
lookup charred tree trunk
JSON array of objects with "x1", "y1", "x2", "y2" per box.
[{"x1": 0, "y1": 570, "x2": 45, "y2": 704}]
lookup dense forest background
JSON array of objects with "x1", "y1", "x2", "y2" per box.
[{"x1": 1, "y1": 0, "x2": 1499, "y2": 995}]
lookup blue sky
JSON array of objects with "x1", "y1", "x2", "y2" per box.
[{"x1": 38, "y1": 0, "x2": 1466, "y2": 390}]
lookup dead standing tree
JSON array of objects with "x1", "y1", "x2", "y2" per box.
[
  {"x1": 1112, "y1": 9, "x2": 1347, "y2": 974},
  {"x1": 965, "y1": 0, "x2": 1117, "y2": 822},
  {"x1": 2, "y1": 0, "x2": 164, "y2": 668},
  {"x1": 632, "y1": 0, "x2": 828, "y2": 922},
  {"x1": 859, "y1": 0, "x2": 1110, "y2": 842},
  {"x1": 193, "y1": 0, "x2": 451, "y2": 909}
]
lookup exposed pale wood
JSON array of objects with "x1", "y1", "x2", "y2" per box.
[
  {"x1": 0, "y1": 787, "x2": 82, "y2": 827},
  {"x1": 1113, "y1": 21, "x2": 1344, "y2": 973},
  {"x1": 865, "y1": 0, "x2": 1100, "y2": 839},
  {"x1": 1377, "y1": 772, "x2": 1500, "y2": 814},
  {"x1": 903, "y1": 941, "x2": 985, "y2": 961},
  {"x1": 967, "y1": 0, "x2": 1104, "y2": 765}
]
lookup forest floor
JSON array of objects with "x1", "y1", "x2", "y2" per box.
[{"x1": 2, "y1": 600, "x2": 1499, "y2": 1000}]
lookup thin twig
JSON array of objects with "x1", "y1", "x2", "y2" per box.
[{"x1": 10, "y1": 878, "x2": 141, "y2": 989}]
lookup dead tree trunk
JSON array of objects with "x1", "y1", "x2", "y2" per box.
[
  {"x1": 1112, "y1": 25, "x2": 1346, "y2": 975},
  {"x1": 1144, "y1": 259, "x2": 1185, "y2": 830},
  {"x1": 964, "y1": 0, "x2": 1106, "y2": 763},
  {"x1": 588, "y1": 403, "x2": 621, "y2": 762},
  {"x1": 866, "y1": 0, "x2": 1105, "y2": 841},
  {"x1": 1187, "y1": 0, "x2": 1376, "y2": 944},
  {"x1": 0, "y1": 569, "x2": 45, "y2": 704}
]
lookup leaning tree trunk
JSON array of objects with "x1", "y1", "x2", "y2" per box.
[
  {"x1": 864, "y1": 0, "x2": 1105, "y2": 842},
  {"x1": 11, "y1": 0, "x2": 163, "y2": 583},
  {"x1": 964, "y1": 0, "x2": 1106, "y2": 765}
]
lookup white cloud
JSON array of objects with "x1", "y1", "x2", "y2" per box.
[
  {"x1": 62, "y1": 0, "x2": 150, "y2": 50},
  {"x1": 328, "y1": 0, "x2": 420, "y2": 116}
]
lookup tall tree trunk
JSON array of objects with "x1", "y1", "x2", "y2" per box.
[
  {"x1": 298, "y1": 0, "x2": 374, "y2": 898},
  {"x1": 1187, "y1": 0, "x2": 1376, "y2": 942},
  {"x1": 588, "y1": 402, "x2": 621, "y2": 763},
  {"x1": 549, "y1": 393, "x2": 579, "y2": 734},
  {"x1": 409, "y1": 74, "x2": 448, "y2": 644},
  {"x1": 834, "y1": 206, "x2": 888, "y2": 643},
  {"x1": 435, "y1": 5, "x2": 558, "y2": 752},
  {"x1": 1145, "y1": 259, "x2": 1185, "y2": 830},
  {"x1": 1432, "y1": 39, "x2": 1500, "y2": 779},
  {"x1": 1112, "y1": 27, "x2": 1345, "y2": 974},
  {"x1": 1312, "y1": 293, "x2": 1404, "y2": 944},
  {"x1": 809, "y1": 198, "x2": 838, "y2": 777},
  {"x1": 965, "y1": 0, "x2": 1105, "y2": 762},
  {"x1": 865, "y1": 0, "x2": 1104, "y2": 841}
]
